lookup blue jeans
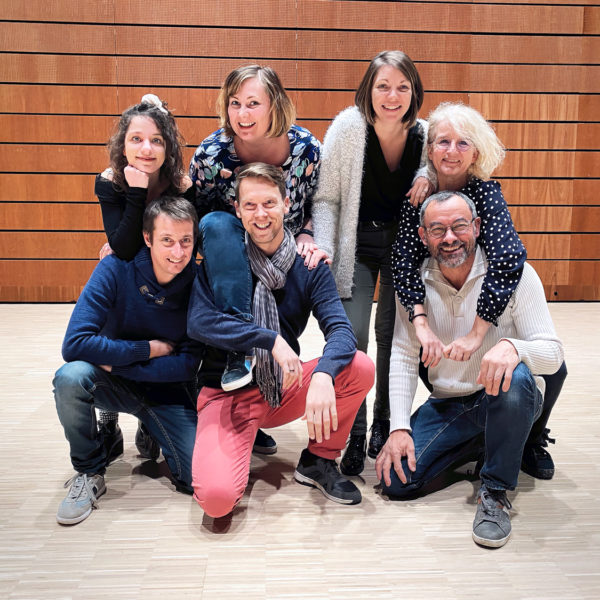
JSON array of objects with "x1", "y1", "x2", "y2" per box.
[
  {"x1": 53, "y1": 361, "x2": 197, "y2": 490},
  {"x1": 419, "y1": 359, "x2": 567, "y2": 446},
  {"x1": 198, "y1": 211, "x2": 253, "y2": 321},
  {"x1": 342, "y1": 225, "x2": 397, "y2": 436},
  {"x1": 382, "y1": 362, "x2": 544, "y2": 497}
]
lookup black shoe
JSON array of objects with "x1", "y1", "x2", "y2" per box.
[
  {"x1": 135, "y1": 422, "x2": 160, "y2": 461},
  {"x1": 339, "y1": 434, "x2": 366, "y2": 476},
  {"x1": 221, "y1": 351, "x2": 255, "y2": 392},
  {"x1": 99, "y1": 422, "x2": 123, "y2": 465},
  {"x1": 521, "y1": 429, "x2": 555, "y2": 479},
  {"x1": 294, "y1": 448, "x2": 361, "y2": 505},
  {"x1": 367, "y1": 419, "x2": 390, "y2": 459},
  {"x1": 252, "y1": 429, "x2": 277, "y2": 455}
]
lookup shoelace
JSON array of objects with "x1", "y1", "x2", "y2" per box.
[
  {"x1": 63, "y1": 474, "x2": 101, "y2": 507},
  {"x1": 480, "y1": 487, "x2": 512, "y2": 515},
  {"x1": 540, "y1": 428, "x2": 556, "y2": 448}
]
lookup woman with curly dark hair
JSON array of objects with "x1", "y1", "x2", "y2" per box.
[
  {"x1": 97, "y1": 94, "x2": 192, "y2": 261},
  {"x1": 95, "y1": 94, "x2": 193, "y2": 461}
]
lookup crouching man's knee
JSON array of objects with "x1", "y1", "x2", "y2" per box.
[
  {"x1": 53, "y1": 361, "x2": 99, "y2": 414},
  {"x1": 193, "y1": 482, "x2": 243, "y2": 518}
]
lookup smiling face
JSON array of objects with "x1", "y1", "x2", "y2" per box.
[
  {"x1": 143, "y1": 213, "x2": 194, "y2": 285},
  {"x1": 235, "y1": 176, "x2": 289, "y2": 256},
  {"x1": 419, "y1": 194, "x2": 480, "y2": 274},
  {"x1": 428, "y1": 121, "x2": 479, "y2": 189},
  {"x1": 227, "y1": 77, "x2": 271, "y2": 142},
  {"x1": 370, "y1": 65, "x2": 412, "y2": 125},
  {"x1": 123, "y1": 116, "x2": 166, "y2": 181}
]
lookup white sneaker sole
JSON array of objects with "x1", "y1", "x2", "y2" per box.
[
  {"x1": 293, "y1": 469, "x2": 361, "y2": 505},
  {"x1": 221, "y1": 356, "x2": 256, "y2": 392},
  {"x1": 472, "y1": 529, "x2": 511, "y2": 548}
]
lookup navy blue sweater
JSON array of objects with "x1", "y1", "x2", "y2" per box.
[
  {"x1": 187, "y1": 255, "x2": 357, "y2": 388},
  {"x1": 62, "y1": 247, "x2": 203, "y2": 384}
]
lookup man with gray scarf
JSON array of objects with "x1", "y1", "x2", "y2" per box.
[{"x1": 187, "y1": 163, "x2": 375, "y2": 518}]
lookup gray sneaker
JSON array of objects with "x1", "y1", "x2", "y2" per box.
[
  {"x1": 57, "y1": 473, "x2": 106, "y2": 525},
  {"x1": 472, "y1": 485, "x2": 513, "y2": 548}
]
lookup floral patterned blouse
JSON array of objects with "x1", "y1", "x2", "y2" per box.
[
  {"x1": 392, "y1": 177, "x2": 527, "y2": 325},
  {"x1": 189, "y1": 125, "x2": 321, "y2": 236}
]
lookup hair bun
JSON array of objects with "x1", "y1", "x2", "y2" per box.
[{"x1": 141, "y1": 93, "x2": 168, "y2": 114}]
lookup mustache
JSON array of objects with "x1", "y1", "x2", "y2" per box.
[{"x1": 439, "y1": 242, "x2": 463, "y2": 251}]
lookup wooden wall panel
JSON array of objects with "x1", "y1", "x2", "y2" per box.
[
  {"x1": 0, "y1": 261, "x2": 97, "y2": 303},
  {"x1": 0, "y1": 204, "x2": 103, "y2": 231},
  {"x1": 0, "y1": 233, "x2": 106, "y2": 259},
  {"x1": 5, "y1": 86, "x2": 598, "y2": 124},
  {"x1": 0, "y1": 175, "x2": 96, "y2": 203},
  {"x1": 1, "y1": 1, "x2": 598, "y2": 302},
  {"x1": 6, "y1": 23, "x2": 598, "y2": 65}
]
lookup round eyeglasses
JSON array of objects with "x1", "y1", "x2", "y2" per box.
[
  {"x1": 425, "y1": 218, "x2": 476, "y2": 239},
  {"x1": 433, "y1": 139, "x2": 473, "y2": 152}
]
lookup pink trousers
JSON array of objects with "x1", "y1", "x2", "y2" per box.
[{"x1": 192, "y1": 351, "x2": 374, "y2": 517}]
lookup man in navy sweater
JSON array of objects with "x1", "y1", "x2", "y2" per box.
[
  {"x1": 187, "y1": 163, "x2": 375, "y2": 517},
  {"x1": 53, "y1": 196, "x2": 203, "y2": 525}
]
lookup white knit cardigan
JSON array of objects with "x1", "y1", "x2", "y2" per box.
[{"x1": 312, "y1": 106, "x2": 429, "y2": 298}]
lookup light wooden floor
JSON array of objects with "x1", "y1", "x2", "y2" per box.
[{"x1": 0, "y1": 303, "x2": 598, "y2": 600}]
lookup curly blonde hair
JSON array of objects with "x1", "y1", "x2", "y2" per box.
[{"x1": 427, "y1": 102, "x2": 505, "y2": 181}]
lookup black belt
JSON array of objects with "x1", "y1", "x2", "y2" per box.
[{"x1": 357, "y1": 220, "x2": 396, "y2": 232}]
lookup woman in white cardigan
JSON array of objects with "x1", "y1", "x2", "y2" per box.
[{"x1": 312, "y1": 51, "x2": 432, "y2": 476}]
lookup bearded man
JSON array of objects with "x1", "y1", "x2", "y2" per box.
[{"x1": 377, "y1": 190, "x2": 564, "y2": 548}]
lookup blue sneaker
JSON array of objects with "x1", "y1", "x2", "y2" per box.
[
  {"x1": 57, "y1": 473, "x2": 106, "y2": 525},
  {"x1": 221, "y1": 351, "x2": 255, "y2": 392}
]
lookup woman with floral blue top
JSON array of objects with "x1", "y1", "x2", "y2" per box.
[{"x1": 189, "y1": 65, "x2": 323, "y2": 454}]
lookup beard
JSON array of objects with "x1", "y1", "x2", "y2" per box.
[{"x1": 430, "y1": 237, "x2": 477, "y2": 268}]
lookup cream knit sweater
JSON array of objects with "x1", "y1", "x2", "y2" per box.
[
  {"x1": 312, "y1": 106, "x2": 429, "y2": 298},
  {"x1": 389, "y1": 248, "x2": 565, "y2": 432}
]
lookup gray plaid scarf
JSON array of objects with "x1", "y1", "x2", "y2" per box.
[{"x1": 245, "y1": 228, "x2": 297, "y2": 407}]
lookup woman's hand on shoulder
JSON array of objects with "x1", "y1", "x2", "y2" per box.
[
  {"x1": 124, "y1": 165, "x2": 149, "y2": 188},
  {"x1": 406, "y1": 176, "x2": 435, "y2": 208},
  {"x1": 100, "y1": 168, "x2": 114, "y2": 181},
  {"x1": 180, "y1": 174, "x2": 193, "y2": 193},
  {"x1": 99, "y1": 243, "x2": 114, "y2": 260},
  {"x1": 296, "y1": 235, "x2": 331, "y2": 270}
]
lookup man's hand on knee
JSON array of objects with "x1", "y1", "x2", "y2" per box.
[
  {"x1": 303, "y1": 372, "x2": 337, "y2": 443},
  {"x1": 375, "y1": 429, "x2": 416, "y2": 486},
  {"x1": 476, "y1": 339, "x2": 519, "y2": 396}
]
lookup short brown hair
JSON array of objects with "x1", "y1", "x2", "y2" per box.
[
  {"x1": 143, "y1": 196, "x2": 198, "y2": 242},
  {"x1": 355, "y1": 50, "x2": 423, "y2": 128},
  {"x1": 216, "y1": 65, "x2": 296, "y2": 138},
  {"x1": 235, "y1": 162, "x2": 286, "y2": 203}
]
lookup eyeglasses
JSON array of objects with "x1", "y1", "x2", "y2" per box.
[
  {"x1": 425, "y1": 218, "x2": 476, "y2": 239},
  {"x1": 433, "y1": 138, "x2": 473, "y2": 152}
]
